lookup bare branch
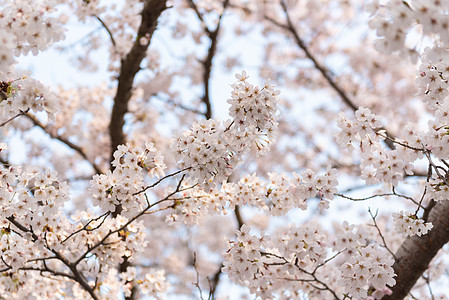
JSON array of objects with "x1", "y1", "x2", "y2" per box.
[
  {"x1": 94, "y1": 15, "x2": 117, "y2": 49},
  {"x1": 152, "y1": 94, "x2": 205, "y2": 115},
  {"x1": 133, "y1": 167, "x2": 190, "y2": 195},
  {"x1": 187, "y1": 0, "x2": 211, "y2": 35},
  {"x1": 262, "y1": 0, "x2": 398, "y2": 151},
  {"x1": 278, "y1": 0, "x2": 357, "y2": 111},
  {"x1": 193, "y1": 252, "x2": 205, "y2": 300},
  {"x1": 61, "y1": 211, "x2": 111, "y2": 244},
  {"x1": 336, "y1": 191, "x2": 418, "y2": 205},
  {"x1": 368, "y1": 208, "x2": 397, "y2": 260}
]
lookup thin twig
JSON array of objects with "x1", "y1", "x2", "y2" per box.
[
  {"x1": 133, "y1": 167, "x2": 190, "y2": 195},
  {"x1": 422, "y1": 274, "x2": 435, "y2": 300},
  {"x1": 193, "y1": 252, "x2": 205, "y2": 300},
  {"x1": 425, "y1": 150, "x2": 449, "y2": 187},
  {"x1": 368, "y1": 207, "x2": 397, "y2": 260},
  {"x1": 336, "y1": 191, "x2": 420, "y2": 206},
  {"x1": 74, "y1": 175, "x2": 188, "y2": 267},
  {"x1": 188, "y1": 0, "x2": 229, "y2": 119},
  {"x1": 0, "y1": 108, "x2": 30, "y2": 127},
  {"x1": 152, "y1": 94, "x2": 205, "y2": 115},
  {"x1": 94, "y1": 15, "x2": 117, "y2": 49},
  {"x1": 187, "y1": 0, "x2": 211, "y2": 35},
  {"x1": 61, "y1": 211, "x2": 110, "y2": 244},
  {"x1": 261, "y1": 0, "x2": 398, "y2": 150},
  {"x1": 261, "y1": 251, "x2": 341, "y2": 299}
]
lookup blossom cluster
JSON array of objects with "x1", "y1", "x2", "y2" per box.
[
  {"x1": 392, "y1": 211, "x2": 433, "y2": 237},
  {"x1": 0, "y1": 163, "x2": 70, "y2": 240},
  {"x1": 167, "y1": 168, "x2": 338, "y2": 223},
  {"x1": 136, "y1": 269, "x2": 169, "y2": 298},
  {"x1": 333, "y1": 222, "x2": 396, "y2": 299},
  {"x1": 368, "y1": 0, "x2": 449, "y2": 58},
  {"x1": 339, "y1": 244, "x2": 395, "y2": 299},
  {"x1": 337, "y1": 107, "x2": 416, "y2": 186},
  {"x1": 222, "y1": 224, "x2": 293, "y2": 299},
  {"x1": 336, "y1": 107, "x2": 382, "y2": 147},
  {"x1": 172, "y1": 71, "x2": 279, "y2": 188},
  {"x1": 0, "y1": 147, "x2": 168, "y2": 298},
  {"x1": 0, "y1": 154, "x2": 72, "y2": 295},
  {"x1": 371, "y1": 3, "x2": 449, "y2": 161},
  {"x1": 0, "y1": 160, "x2": 134, "y2": 294},
  {"x1": 0, "y1": 0, "x2": 65, "y2": 59},
  {"x1": 415, "y1": 45, "x2": 449, "y2": 110},
  {"x1": 90, "y1": 142, "x2": 165, "y2": 216},
  {"x1": 222, "y1": 221, "x2": 396, "y2": 299},
  {"x1": 425, "y1": 176, "x2": 449, "y2": 202},
  {"x1": 0, "y1": 30, "x2": 16, "y2": 71},
  {"x1": 0, "y1": 0, "x2": 65, "y2": 125},
  {"x1": 0, "y1": 77, "x2": 59, "y2": 122},
  {"x1": 414, "y1": 45, "x2": 449, "y2": 158},
  {"x1": 224, "y1": 168, "x2": 338, "y2": 213}
]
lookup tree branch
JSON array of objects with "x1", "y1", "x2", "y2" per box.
[
  {"x1": 108, "y1": 3, "x2": 169, "y2": 295},
  {"x1": 278, "y1": 0, "x2": 357, "y2": 111},
  {"x1": 368, "y1": 208, "x2": 397, "y2": 260},
  {"x1": 94, "y1": 15, "x2": 117, "y2": 49},
  {"x1": 267, "y1": 3, "x2": 449, "y2": 299},
  {"x1": 73, "y1": 175, "x2": 187, "y2": 267},
  {"x1": 382, "y1": 199, "x2": 449, "y2": 299},
  {"x1": 25, "y1": 113, "x2": 103, "y2": 174},
  {"x1": 108, "y1": 0, "x2": 168, "y2": 165},
  {"x1": 6, "y1": 215, "x2": 99, "y2": 299},
  {"x1": 188, "y1": 0, "x2": 229, "y2": 119},
  {"x1": 0, "y1": 109, "x2": 29, "y2": 127},
  {"x1": 266, "y1": 0, "x2": 397, "y2": 150}
]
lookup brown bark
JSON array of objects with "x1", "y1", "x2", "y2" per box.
[
  {"x1": 383, "y1": 200, "x2": 449, "y2": 299},
  {"x1": 109, "y1": 0, "x2": 168, "y2": 166},
  {"x1": 108, "y1": 1, "x2": 168, "y2": 299}
]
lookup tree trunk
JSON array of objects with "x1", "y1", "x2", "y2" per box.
[{"x1": 383, "y1": 200, "x2": 449, "y2": 299}]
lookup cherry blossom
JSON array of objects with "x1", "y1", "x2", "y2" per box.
[{"x1": 1, "y1": 0, "x2": 449, "y2": 299}]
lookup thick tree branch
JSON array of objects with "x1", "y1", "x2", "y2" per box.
[
  {"x1": 278, "y1": 0, "x2": 357, "y2": 111},
  {"x1": 382, "y1": 199, "x2": 449, "y2": 299},
  {"x1": 271, "y1": 3, "x2": 449, "y2": 298},
  {"x1": 107, "y1": 2, "x2": 168, "y2": 299},
  {"x1": 108, "y1": 0, "x2": 168, "y2": 165},
  {"x1": 184, "y1": 4, "x2": 237, "y2": 296}
]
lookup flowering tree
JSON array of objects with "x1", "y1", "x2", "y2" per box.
[{"x1": 1, "y1": 0, "x2": 449, "y2": 299}]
